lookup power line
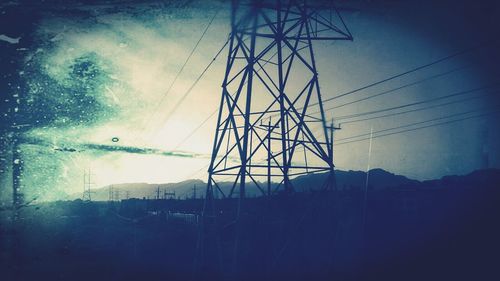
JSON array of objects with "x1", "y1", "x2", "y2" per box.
[
  {"x1": 172, "y1": 26, "x2": 312, "y2": 151},
  {"x1": 174, "y1": 110, "x2": 218, "y2": 150},
  {"x1": 302, "y1": 85, "x2": 496, "y2": 139},
  {"x1": 310, "y1": 37, "x2": 500, "y2": 107},
  {"x1": 170, "y1": 31, "x2": 499, "y2": 158},
  {"x1": 333, "y1": 85, "x2": 496, "y2": 121},
  {"x1": 171, "y1": 41, "x2": 287, "y2": 150},
  {"x1": 186, "y1": 164, "x2": 209, "y2": 180},
  {"x1": 134, "y1": 10, "x2": 220, "y2": 144},
  {"x1": 340, "y1": 94, "x2": 486, "y2": 125},
  {"x1": 335, "y1": 110, "x2": 499, "y2": 146},
  {"x1": 317, "y1": 64, "x2": 470, "y2": 113},
  {"x1": 175, "y1": 79, "x2": 494, "y2": 154},
  {"x1": 151, "y1": 38, "x2": 230, "y2": 138},
  {"x1": 308, "y1": 91, "x2": 491, "y2": 136},
  {"x1": 336, "y1": 107, "x2": 492, "y2": 142}
]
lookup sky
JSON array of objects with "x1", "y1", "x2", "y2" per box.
[{"x1": 1, "y1": 0, "x2": 499, "y2": 201}]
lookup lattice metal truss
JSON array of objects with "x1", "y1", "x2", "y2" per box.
[{"x1": 205, "y1": 0, "x2": 352, "y2": 200}]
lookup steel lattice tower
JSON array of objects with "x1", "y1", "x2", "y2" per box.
[
  {"x1": 197, "y1": 1, "x2": 352, "y2": 278},
  {"x1": 82, "y1": 168, "x2": 94, "y2": 202},
  {"x1": 205, "y1": 0, "x2": 352, "y2": 201}
]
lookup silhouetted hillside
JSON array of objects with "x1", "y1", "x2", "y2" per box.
[
  {"x1": 292, "y1": 168, "x2": 419, "y2": 192},
  {"x1": 76, "y1": 168, "x2": 500, "y2": 201},
  {"x1": 422, "y1": 168, "x2": 500, "y2": 188},
  {"x1": 77, "y1": 179, "x2": 205, "y2": 201},
  {"x1": 77, "y1": 168, "x2": 419, "y2": 200}
]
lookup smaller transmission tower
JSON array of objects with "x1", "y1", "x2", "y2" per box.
[
  {"x1": 156, "y1": 186, "x2": 161, "y2": 200},
  {"x1": 163, "y1": 189, "x2": 176, "y2": 199},
  {"x1": 108, "y1": 185, "x2": 114, "y2": 202},
  {"x1": 82, "y1": 168, "x2": 94, "y2": 201}
]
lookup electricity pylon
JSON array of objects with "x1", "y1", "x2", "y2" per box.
[
  {"x1": 82, "y1": 168, "x2": 94, "y2": 202},
  {"x1": 205, "y1": 0, "x2": 351, "y2": 202},
  {"x1": 197, "y1": 0, "x2": 352, "y2": 277}
]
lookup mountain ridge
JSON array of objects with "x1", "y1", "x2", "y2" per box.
[{"x1": 72, "y1": 168, "x2": 500, "y2": 201}]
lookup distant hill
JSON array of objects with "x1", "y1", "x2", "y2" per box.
[
  {"x1": 77, "y1": 179, "x2": 205, "y2": 201},
  {"x1": 73, "y1": 168, "x2": 500, "y2": 201},
  {"x1": 291, "y1": 168, "x2": 419, "y2": 192},
  {"x1": 76, "y1": 168, "x2": 421, "y2": 201},
  {"x1": 422, "y1": 168, "x2": 500, "y2": 188}
]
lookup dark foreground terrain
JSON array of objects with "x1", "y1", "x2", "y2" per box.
[{"x1": 1, "y1": 169, "x2": 500, "y2": 281}]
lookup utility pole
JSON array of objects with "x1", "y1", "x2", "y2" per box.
[
  {"x1": 325, "y1": 119, "x2": 341, "y2": 191},
  {"x1": 156, "y1": 186, "x2": 161, "y2": 200},
  {"x1": 260, "y1": 118, "x2": 278, "y2": 197},
  {"x1": 108, "y1": 185, "x2": 114, "y2": 202},
  {"x1": 192, "y1": 184, "x2": 197, "y2": 199}
]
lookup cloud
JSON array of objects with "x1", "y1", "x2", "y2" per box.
[
  {"x1": 0, "y1": 34, "x2": 21, "y2": 44},
  {"x1": 19, "y1": 135, "x2": 207, "y2": 159}
]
